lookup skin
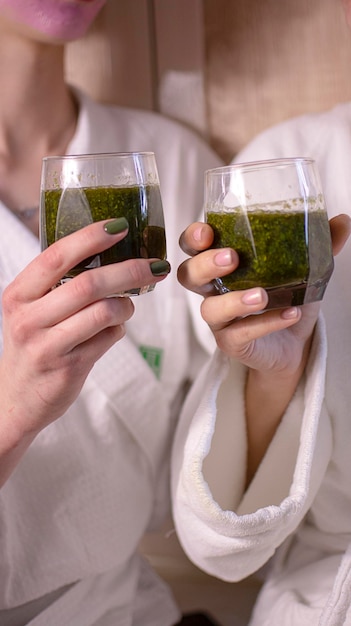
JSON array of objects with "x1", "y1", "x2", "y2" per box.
[
  {"x1": 178, "y1": 214, "x2": 351, "y2": 484},
  {"x1": 0, "y1": 4, "x2": 93, "y2": 235},
  {"x1": 0, "y1": 0, "x2": 106, "y2": 42},
  {"x1": 1, "y1": 0, "x2": 348, "y2": 496},
  {"x1": 0, "y1": 1, "x2": 170, "y2": 487},
  {"x1": 0, "y1": 220, "x2": 169, "y2": 486}
]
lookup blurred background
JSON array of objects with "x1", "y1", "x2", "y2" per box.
[
  {"x1": 65, "y1": 1, "x2": 351, "y2": 623},
  {"x1": 66, "y1": 0, "x2": 351, "y2": 164}
]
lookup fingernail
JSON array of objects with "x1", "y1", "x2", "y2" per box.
[
  {"x1": 214, "y1": 249, "x2": 234, "y2": 267},
  {"x1": 193, "y1": 226, "x2": 203, "y2": 242},
  {"x1": 150, "y1": 260, "x2": 171, "y2": 276},
  {"x1": 281, "y1": 307, "x2": 299, "y2": 320},
  {"x1": 104, "y1": 217, "x2": 129, "y2": 234},
  {"x1": 241, "y1": 288, "x2": 263, "y2": 305}
]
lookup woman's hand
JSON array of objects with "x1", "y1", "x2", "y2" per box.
[
  {"x1": 178, "y1": 214, "x2": 350, "y2": 375},
  {"x1": 0, "y1": 219, "x2": 170, "y2": 481},
  {"x1": 178, "y1": 214, "x2": 350, "y2": 481}
]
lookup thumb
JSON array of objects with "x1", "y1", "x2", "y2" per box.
[{"x1": 329, "y1": 214, "x2": 351, "y2": 256}]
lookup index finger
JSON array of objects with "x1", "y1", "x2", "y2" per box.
[
  {"x1": 13, "y1": 219, "x2": 129, "y2": 300},
  {"x1": 177, "y1": 247, "x2": 238, "y2": 296},
  {"x1": 179, "y1": 222, "x2": 214, "y2": 257}
]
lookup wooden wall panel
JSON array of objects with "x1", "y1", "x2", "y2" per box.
[
  {"x1": 65, "y1": 1, "x2": 351, "y2": 163},
  {"x1": 65, "y1": 0, "x2": 155, "y2": 109},
  {"x1": 204, "y1": 0, "x2": 351, "y2": 161},
  {"x1": 65, "y1": 0, "x2": 208, "y2": 136},
  {"x1": 153, "y1": 0, "x2": 204, "y2": 76},
  {"x1": 153, "y1": 0, "x2": 208, "y2": 136}
]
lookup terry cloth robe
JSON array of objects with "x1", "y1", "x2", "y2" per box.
[
  {"x1": 0, "y1": 87, "x2": 222, "y2": 626},
  {"x1": 172, "y1": 101, "x2": 351, "y2": 625}
]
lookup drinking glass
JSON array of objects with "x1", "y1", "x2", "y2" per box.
[
  {"x1": 40, "y1": 151, "x2": 167, "y2": 296},
  {"x1": 204, "y1": 158, "x2": 334, "y2": 310}
]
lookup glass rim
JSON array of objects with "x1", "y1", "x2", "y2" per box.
[
  {"x1": 205, "y1": 157, "x2": 315, "y2": 177},
  {"x1": 42, "y1": 151, "x2": 155, "y2": 163}
]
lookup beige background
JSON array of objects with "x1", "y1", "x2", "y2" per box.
[
  {"x1": 204, "y1": 0, "x2": 351, "y2": 160},
  {"x1": 66, "y1": 0, "x2": 351, "y2": 161},
  {"x1": 65, "y1": 2, "x2": 351, "y2": 623}
]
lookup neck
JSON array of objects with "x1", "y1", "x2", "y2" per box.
[
  {"x1": 0, "y1": 30, "x2": 79, "y2": 237},
  {"x1": 0, "y1": 32, "x2": 77, "y2": 158}
]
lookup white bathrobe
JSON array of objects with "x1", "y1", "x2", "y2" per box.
[
  {"x1": 0, "y1": 89, "x2": 221, "y2": 626},
  {"x1": 172, "y1": 101, "x2": 351, "y2": 625}
]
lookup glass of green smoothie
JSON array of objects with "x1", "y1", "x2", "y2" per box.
[
  {"x1": 40, "y1": 151, "x2": 167, "y2": 295},
  {"x1": 205, "y1": 158, "x2": 334, "y2": 310}
]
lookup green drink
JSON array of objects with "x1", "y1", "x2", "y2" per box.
[
  {"x1": 207, "y1": 199, "x2": 334, "y2": 308},
  {"x1": 40, "y1": 152, "x2": 167, "y2": 296},
  {"x1": 42, "y1": 185, "x2": 166, "y2": 278},
  {"x1": 204, "y1": 159, "x2": 334, "y2": 310}
]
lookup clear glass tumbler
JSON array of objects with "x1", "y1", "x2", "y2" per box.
[
  {"x1": 204, "y1": 158, "x2": 334, "y2": 310},
  {"x1": 40, "y1": 151, "x2": 167, "y2": 295}
]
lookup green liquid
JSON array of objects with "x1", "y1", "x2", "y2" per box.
[
  {"x1": 207, "y1": 204, "x2": 334, "y2": 307},
  {"x1": 41, "y1": 185, "x2": 166, "y2": 279}
]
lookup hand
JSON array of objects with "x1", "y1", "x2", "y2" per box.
[
  {"x1": 179, "y1": 214, "x2": 350, "y2": 481},
  {"x1": 178, "y1": 214, "x2": 350, "y2": 376},
  {"x1": 0, "y1": 219, "x2": 170, "y2": 440}
]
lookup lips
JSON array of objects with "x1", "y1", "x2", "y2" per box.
[{"x1": 2, "y1": 0, "x2": 107, "y2": 40}]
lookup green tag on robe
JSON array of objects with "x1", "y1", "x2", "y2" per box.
[{"x1": 139, "y1": 345, "x2": 163, "y2": 379}]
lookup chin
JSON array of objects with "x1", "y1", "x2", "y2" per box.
[{"x1": 0, "y1": 0, "x2": 106, "y2": 42}]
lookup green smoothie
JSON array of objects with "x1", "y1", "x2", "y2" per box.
[
  {"x1": 206, "y1": 199, "x2": 334, "y2": 307},
  {"x1": 41, "y1": 184, "x2": 167, "y2": 278}
]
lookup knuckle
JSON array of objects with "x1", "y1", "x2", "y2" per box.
[
  {"x1": 200, "y1": 296, "x2": 223, "y2": 324},
  {"x1": 116, "y1": 324, "x2": 126, "y2": 340},
  {"x1": 91, "y1": 302, "x2": 112, "y2": 328},
  {"x1": 43, "y1": 244, "x2": 67, "y2": 274},
  {"x1": 12, "y1": 319, "x2": 31, "y2": 344},
  {"x1": 214, "y1": 332, "x2": 228, "y2": 353},
  {"x1": 66, "y1": 351, "x2": 87, "y2": 378},
  {"x1": 11, "y1": 316, "x2": 31, "y2": 345},
  {"x1": 125, "y1": 259, "x2": 148, "y2": 286},
  {"x1": 119, "y1": 297, "x2": 134, "y2": 321},
  {"x1": 92, "y1": 299, "x2": 117, "y2": 327},
  {"x1": 2, "y1": 283, "x2": 20, "y2": 316},
  {"x1": 106, "y1": 324, "x2": 127, "y2": 343},
  {"x1": 71, "y1": 271, "x2": 97, "y2": 301},
  {"x1": 93, "y1": 296, "x2": 134, "y2": 328},
  {"x1": 3, "y1": 304, "x2": 34, "y2": 345}
]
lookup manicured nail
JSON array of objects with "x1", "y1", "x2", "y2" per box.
[
  {"x1": 214, "y1": 249, "x2": 234, "y2": 267},
  {"x1": 150, "y1": 260, "x2": 171, "y2": 276},
  {"x1": 281, "y1": 307, "x2": 299, "y2": 320},
  {"x1": 104, "y1": 217, "x2": 129, "y2": 234},
  {"x1": 193, "y1": 226, "x2": 203, "y2": 242},
  {"x1": 241, "y1": 288, "x2": 263, "y2": 305}
]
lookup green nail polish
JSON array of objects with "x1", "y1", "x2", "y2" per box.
[
  {"x1": 104, "y1": 217, "x2": 129, "y2": 234},
  {"x1": 150, "y1": 260, "x2": 171, "y2": 276}
]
